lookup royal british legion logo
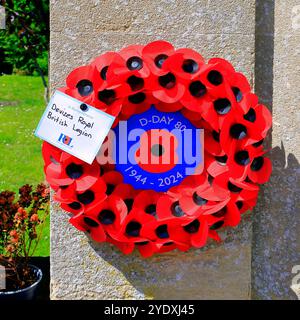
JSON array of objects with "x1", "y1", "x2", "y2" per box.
[{"x1": 58, "y1": 133, "x2": 73, "y2": 147}]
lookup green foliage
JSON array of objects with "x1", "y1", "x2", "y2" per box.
[
  {"x1": 0, "y1": 0, "x2": 49, "y2": 75},
  {"x1": 0, "y1": 75, "x2": 49, "y2": 255}
]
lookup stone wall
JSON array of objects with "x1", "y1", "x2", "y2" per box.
[{"x1": 49, "y1": 0, "x2": 299, "y2": 300}]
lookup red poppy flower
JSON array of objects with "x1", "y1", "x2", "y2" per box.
[
  {"x1": 107, "y1": 45, "x2": 150, "y2": 82},
  {"x1": 205, "y1": 152, "x2": 229, "y2": 177},
  {"x1": 248, "y1": 156, "x2": 272, "y2": 184},
  {"x1": 213, "y1": 172, "x2": 259, "y2": 204},
  {"x1": 147, "y1": 57, "x2": 187, "y2": 104},
  {"x1": 162, "y1": 48, "x2": 205, "y2": 80},
  {"x1": 133, "y1": 190, "x2": 161, "y2": 216},
  {"x1": 116, "y1": 208, "x2": 156, "y2": 243},
  {"x1": 90, "y1": 51, "x2": 122, "y2": 85},
  {"x1": 170, "y1": 215, "x2": 222, "y2": 248},
  {"x1": 226, "y1": 72, "x2": 252, "y2": 113},
  {"x1": 101, "y1": 171, "x2": 124, "y2": 195},
  {"x1": 45, "y1": 153, "x2": 100, "y2": 191},
  {"x1": 84, "y1": 195, "x2": 127, "y2": 239},
  {"x1": 220, "y1": 104, "x2": 271, "y2": 154},
  {"x1": 64, "y1": 65, "x2": 103, "y2": 106},
  {"x1": 142, "y1": 40, "x2": 175, "y2": 76},
  {"x1": 141, "y1": 216, "x2": 194, "y2": 248},
  {"x1": 226, "y1": 144, "x2": 261, "y2": 181},
  {"x1": 135, "y1": 240, "x2": 158, "y2": 258},
  {"x1": 69, "y1": 212, "x2": 106, "y2": 242},
  {"x1": 120, "y1": 92, "x2": 154, "y2": 118},
  {"x1": 107, "y1": 237, "x2": 135, "y2": 255}
]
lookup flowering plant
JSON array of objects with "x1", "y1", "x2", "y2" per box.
[{"x1": 0, "y1": 184, "x2": 50, "y2": 291}]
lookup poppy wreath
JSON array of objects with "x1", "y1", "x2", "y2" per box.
[{"x1": 42, "y1": 40, "x2": 272, "y2": 257}]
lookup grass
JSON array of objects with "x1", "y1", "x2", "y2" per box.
[{"x1": 0, "y1": 75, "x2": 49, "y2": 256}]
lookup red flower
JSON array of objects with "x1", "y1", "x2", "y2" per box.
[
  {"x1": 58, "y1": 179, "x2": 106, "y2": 214},
  {"x1": 248, "y1": 155, "x2": 272, "y2": 184},
  {"x1": 133, "y1": 190, "x2": 161, "y2": 216},
  {"x1": 220, "y1": 104, "x2": 272, "y2": 154},
  {"x1": 85, "y1": 195, "x2": 127, "y2": 238},
  {"x1": 135, "y1": 241, "x2": 158, "y2": 257},
  {"x1": 64, "y1": 65, "x2": 103, "y2": 106},
  {"x1": 170, "y1": 214, "x2": 225, "y2": 248},
  {"x1": 116, "y1": 208, "x2": 156, "y2": 243},
  {"x1": 69, "y1": 212, "x2": 106, "y2": 242},
  {"x1": 45, "y1": 152, "x2": 100, "y2": 191},
  {"x1": 102, "y1": 171, "x2": 124, "y2": 195},
  {"x1": 226, "y1": 144, "x2": 261, "y2": 181},
  {"x1": 107, "y1": 237, "x2": 135, "y2": 255},
  {"x1": 141, "y1": 216, "x2": 193, "y2": 248},
  {"x1": 142, "y1": 40, "x2": 175, "y2": 76}
]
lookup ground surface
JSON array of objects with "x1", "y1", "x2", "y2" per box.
[{"x1": 0, "y1": 75, "x2": 49, "y2": 256}]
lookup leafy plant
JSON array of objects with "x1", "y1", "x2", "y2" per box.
[
  {"x1": 0, "y1": 183, "x2": 50, "y2": 291},
  {"x1": 0, "y1": 0, "x2": 49, "y2": 100}
]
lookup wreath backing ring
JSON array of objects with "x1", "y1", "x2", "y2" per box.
[{"x1": 42, "y1": 40, "x2": 272, "y2": 257}]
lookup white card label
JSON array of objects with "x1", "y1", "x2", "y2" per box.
[{"x1": 35, "y1": 91, "x2": 115, "y2": 164}]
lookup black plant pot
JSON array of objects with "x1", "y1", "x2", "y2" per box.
[{"x1": 0, "y1": 264, "x2": 43, "y2": 301}]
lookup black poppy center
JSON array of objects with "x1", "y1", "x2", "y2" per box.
[
  {"x1": 183, "y1": 219, "x2": 200, "y2": 234},
  {"x1": 236, "y1": 201, "x2": 243, "y2": 209},
  {"x1": 68, "y1": 202, "x2": 82, "y2": 210},
  {"x1": 127, "y1": 56, "x2": 143, "y2": 70},
  {"x1": 77, "y1": 190, "x2": 95, "y2": 205},
  {"x1": 158, "y1": 72, "x2": 176, "y2": 89},
  {"x1": 214, "y1": 98, "x2": 231, "y2": 115},
  {"x1": 232, "y1": 87, "x2": 243, "y2": 102},
  {"x1": 84, "y1": 217, "x2": 99, "y2": 228},
  {"x1": 182, "y1": 59, "x2": 198, "y2": 74},
  {"x1": 210, "y1": 221, "x2": 224, "y2": 230},
  {"x1": 125, "y1": 221, "x2": 142, "y2": 237},
  {"x1": 192, "y1": 192, "x2": 208, "y2": 206},
  {"x1": 66, "y1": 163, "x2": 83, "y2": 179},
  {"x1": 171, "y1": 201, "x2": 185, "y2": 217},
  {"x1": 124, "y1": 198, "x2": 134, "y2": 212},
  {"x1": 145, "y1": 204, "x2": 156, "y2": 216},
  {"x1": 244, "y1": 108, "x2": 256, "y2": 122},
  {"x1": 98, "y1": 209, "x2": 116, "y2": 225},
  {"x1": 76, "y1": 80, "x2": 93, "y2": 96},
  {"x1": 128, "y1": 92, "x2": 146, "y2": 104},
  {"x1": 208, "y1": 175, "x2": 214, "y2": 185},
  {"x1": 253, "y1": 139, "x2": 264, "y2": 148},
  {"x1": 98, "y1": 89, "x2": 116, "y2": 106},
  {"x1": 215, "y1": 155, "x2": 228, "y2": 165},
  {"x1": 235, "y1": 150, "x2": 250, "y2": 166},
  {"x1": 230, "y1": 124, "x2": 247, "y2": 139},
  {"x1": 154, "y1": 54, "x2": 168, "y2": 68},
  {"x1": 251, "y1": 156, "x2": 264, "y2": 171},
  {"x1": 136, "y1": 241, "x2": 149, "y2": 246},
  {"x1": 155, "y1": 224, "x2": 169, "y2": 239},
  {"x1": 100, "y1": 66, "x2": 108, "y2": 80},
  {"x1": 106, "y1": 184, "x2": 115, "y2": 195},
  {"x1": 212, "y1": 130, "x2": 220, "y2": 142},
  {"x1": 227, "y1": 181, "x2": 243, "y2": 193},
  {"x1": 127, "y1": 75, "x2": 144, "y2": 91},
  {"x1": 207, "y1": 70, "x2": 223, "y2": 85},
  {"x1": 213, "y1": 207, "x2": 227, "y2": 218},
  {"x1": 189, "y1": 81, "x2": 206, "y2": 97}
]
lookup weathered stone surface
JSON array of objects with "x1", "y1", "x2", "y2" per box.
[
  {"x1": 252, "y1": 0, "x2": 300, "y2": 300},
  {"x1": 50, "y1": 0, "x2": 256, "y2": 300}
]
